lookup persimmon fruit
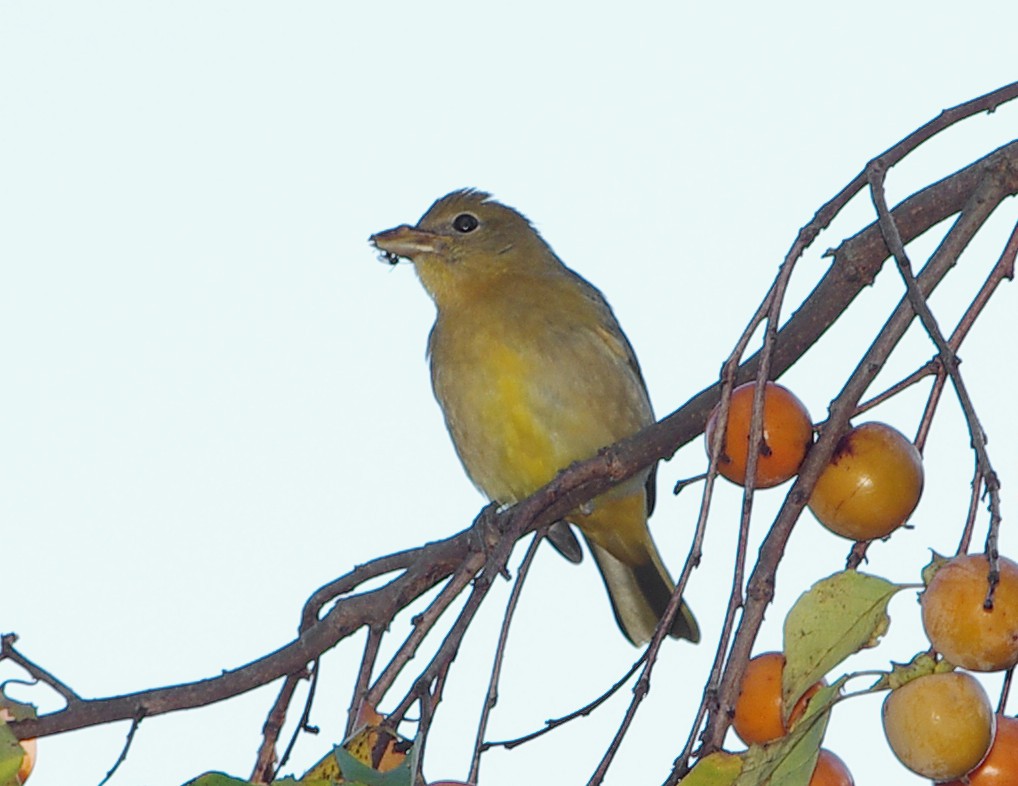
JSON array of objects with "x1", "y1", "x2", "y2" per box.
[
  {"x1": 943, "y1": 714, "x2": 1018, "y2": 786},
  {"x1": 808, "y1": 422, "x2": 923, "y2": 540},
  {"x1": 809, "y1": 748, "x2": 854, "y2": 786},
  {"x1": 705, "y1": 382, "x2": 813, "y2": 488},
  {"x1": 731, "y1": 651, "x2": 822, "y2": 745},
  {"x1": 921, "y1": 553, "x2": 1018, "y2": 672},
  {"x1": 882, "y1": 671, "x2": 994, "y2": 781}
]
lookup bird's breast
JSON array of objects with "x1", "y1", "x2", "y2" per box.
[{"x1": 428, "y1": 298, "x2": 651, "y2": 504}]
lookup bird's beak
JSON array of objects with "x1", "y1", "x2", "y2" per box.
[{"x1": 369, "y1": 224, "x2": 445, "y2": 262}]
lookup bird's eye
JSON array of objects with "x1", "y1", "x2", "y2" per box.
[{"x1": 452, "y1": 213, "x2": 479, "y2": 233}]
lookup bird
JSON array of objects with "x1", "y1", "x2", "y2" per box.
[{"x1": 370, "y1": 189, "x2": 698, "y2": 646}]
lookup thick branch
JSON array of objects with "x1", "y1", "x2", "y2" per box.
[{"x1": 8, "y1": 137, "x2": 1018, "y2": 747}]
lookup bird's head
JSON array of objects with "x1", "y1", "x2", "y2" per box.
[{"x1": 370, "y1": 189, "x2": 558, "y2": 305}]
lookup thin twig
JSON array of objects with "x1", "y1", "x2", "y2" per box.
[
  {"x1": 867, "y1": 161, "x2": 1004, "y2": 605},
  {"x1": 674, "y1": 96, "x2": 1018, "y2": 773},
  {"x1": 469, "y1": 531, "x2": 546, "y2": 783},
  {"x1": 482, "y1": 655, "x2": 646, "y2": 751},
  {"x1": 696, "y1": 155, "x2": 1010, "y2": 761},
  {"x1": 957, "y1": 462, "x2": 986, "y2": 556},
  {"x1": 408, "y1": 667, "x2": 452, "y2": 785},
  {"x1": 673, "y1": 472, "x2": 707, "y2": 495},
  {"x1": 412, "y1": 682, "x2": 437, "y2": 786},
  {"x1": 387, "y1": 561, "x2": 507, "y2": 724},
  {"x1": 275, "y1": 660, "x2": 321, "y2": 778},
  {"x1": 845, "y1": 541, "x2": 870, "y2": 571},
  {"x1": 346, "y1": 627, "x2": 385, "y2": 739},
  {"x1": 366, "y1": 550, "x2": 487, "y2": 710},
  {"x1": 853, "y1": 360, "x2": 940, "y2": 421},
  {"x1": 0, "y1": 634, "x2": 82, "y2": 704},
  {"x1": 300, "y1": 547, "x2": 428, "y2": 631},
  {"x1": 675, "y1": 360, "x2": 748, "y2": 768},
  {"x1": 251, "y1": 669, "x2": 310, "y2": 783},
  {"x1": 597, "y1": 240, "x2": 808, "y2": 784},
  {"x1": 914, "y1": 364, "x2": 948, "y2": 454},
  {"x1": 681, "y1": 270, "x2": 807, "y2": 776},
  {"x1": 683, "y1": 116, "x2": 1018, "y2": 776},
  {"x1": 670, "y1": 252, "x2": 807, "y2": 782},
  {"x1": 846, "y1": 218, "x2": 1018, "y2": 571},
  {"x1": 591, "y1": 297, "x2": 779, "y2": 785},
  {"x1": 96, "y1": 714, "x2": 143, "y2": 786},
  {"x1": 948, "y1": 218, "x2": 1018, "y2": 345},
  {"x1": 848, "y1": 183, "x2": 1015, "y2": 568},
  {"x1": 8, "y1": 88, "x2": 1018, "y2": 756},
  {"x1": 999, "y1": 668, "x2": 1013, "y2": 714}
]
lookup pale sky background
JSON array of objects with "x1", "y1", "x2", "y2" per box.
[{"x1": 2, "y1": 3, "x2": 1018, "y2": 785}]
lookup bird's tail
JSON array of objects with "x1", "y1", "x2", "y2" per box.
[{"x1": 586, "y1": 539, "x2": 699, "y2": 646}]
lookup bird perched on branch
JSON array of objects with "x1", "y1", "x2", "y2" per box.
[{"x1": 370, "y1": 189, "x2": 698, "y2": 646}]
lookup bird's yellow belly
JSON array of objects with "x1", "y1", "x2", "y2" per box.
[{"x1": 442, "y1": 340, "x2": 569, "y2": 502}]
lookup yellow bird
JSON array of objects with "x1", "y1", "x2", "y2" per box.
[{"x1": 370, "y1": 189, "x2": 698, "y2": 645}]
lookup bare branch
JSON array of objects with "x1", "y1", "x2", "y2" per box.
[
  {"x1": 97, "y1": 714, "x2": 143, "y2": 786},
  {"x1": 251, "y1": 667, "x2": 310, "y2": 783},
  {"x1": 482, "y1": 656, "x2": 646, "y2": 752},
  {"x1": 868, "y1": 159, "x2": 1004, "y2": 605},
  {"x1": 469, "y1": 531, "x2": 546, "y2": 783},
  {"x1": 8, "y1": 140, "x2": 1018, "y2": 744},
  {"x1": 695, "y1": 156, "x2": 1015, "y2": 759},
  {"x1": 346, "y1": 628, "x2": 384, "y2": 739},
  {"x1": 1, "y1": 634, "x2": 82, "y2": 704},
  {"x1": 7, "y1": 87, "x2": 1018, "y2": 786}
]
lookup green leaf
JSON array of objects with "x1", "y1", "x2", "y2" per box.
[
  {"x1": 0, "y1": 697, "x2": 36, "y2": 725},
  {"x1": 735, "y1": 680, "x2": 843, "y2": 786},
  {"x1": 920, "y1": 551, "x2": 950, "y2": 586},
  {"x1": 334, "y1": 746, "x2": 412, "y2": 786},
  {"x1": 782, "y1": 570, "x2": 903, "y2": 716},
  {"x1": 182, "y1": 774, "x2": 254, "y2": 786},
  {"x1": 0, "y1": 722, "x2": 28, "y2": 786},
  {"x1": 682, "y1": 752, "x2": 742, "y2": 786},
  {"x1": 877, "y1": 651, "x2": 945, "y2": 692},
  {"x1": 182, "y1": 771, "x2": 340, "y2": 786}
]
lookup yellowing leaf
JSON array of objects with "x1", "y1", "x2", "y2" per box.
[
  {"x1": 782, "y1": 570, "x2": 902, "y2": 716},
  {"x1": 343, "y1": 724, "x2": 408, "y2": 773},
  {"x1": 300, "y1": 749, "x2": 343, "y2": 782},
  {"x1": 682, "y1": 752, "x2": 742, "y2": 786},
  {"x1": 920, "y1": 552, "x2": 950, "y2": 586},
  {"x1": 878, "y1": 651, "x2": 941, "y2": 691},
  {"x1": 331, "y1": 703, "x2": 408, "y2": 774},
  {"x1": 301, "y1": 713, "x2": 412, "y2": 785}
]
